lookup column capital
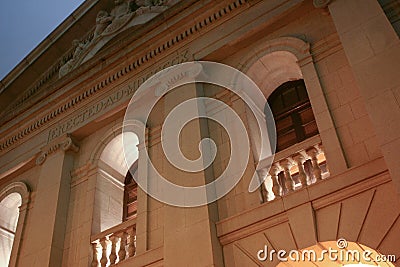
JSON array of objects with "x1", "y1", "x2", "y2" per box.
[
  {"x1": 313, "y1": 0, "x2": 331, "y2": 15},
  {"x1": 313, "y1": 0, "x2": 331, "y2": 9},
  {"x1": 36, "y1": 134, "x2": 79, "y2": 165}
]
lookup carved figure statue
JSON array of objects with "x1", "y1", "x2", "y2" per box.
[
  {"x1": 103, "y1": 0, "x2": 134, "y2": 34},
  {"x1": 111, "y1": 0, "x2": 131, "y2": 19},
  {"x1": 59, "y1": 0, "x2": 171, "y2": 78},
  {"x1": 71, "y1": 39, "x2": 86, "y2": 60},
  {"x1": 93, "y1": 10, "x2": 112, "y2": 40},
  {"x1": 59, "y1": 40, "x2": 87, "y2": 78}
]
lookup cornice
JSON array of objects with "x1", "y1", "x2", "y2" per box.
[
  {"x1": 312, "y1": 171, "x2": 391, "y2": 210},
  {"x1": 219, "y1": 212, "x2": 289, "y2": 245},
  {"x1": 0, "y1": 0, "x2": 249, "y2": 155},
  {"x1": 310, "y1": 32, "x2": 341, "y2": 62},
  {"x1": 0, "y1": 29, "x2": 95, "y2": 126}
]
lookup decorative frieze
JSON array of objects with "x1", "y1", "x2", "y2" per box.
[
  {"x1": 0, "y1": 0, "x2": 248, "y2": 154},
  {"x1": 59, "y1": 0, "x2": 172, "y2": 78},
  {"x1": 48, "y1": 50, "x2": 189, "y2": 142}
]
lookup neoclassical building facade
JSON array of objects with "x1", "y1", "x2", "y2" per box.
[{"x1": 1, "y1": 0, "x2": 400, "y2": 266}]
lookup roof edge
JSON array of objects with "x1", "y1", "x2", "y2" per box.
[{"x1": 0, "y1": 0, "x2": 100, "y2": 95}]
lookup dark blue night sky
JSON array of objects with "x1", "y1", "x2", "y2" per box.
[{"x1": 0, "y1": 0, "x2": 85, "y2": 80}]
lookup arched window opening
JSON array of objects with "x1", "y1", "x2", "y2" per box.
[
  {"x1": 123, "y1": 160, "x2": 138, "y2": 222},
  {"x1": 267, "y1": 79, "x2": 319, "y2": 152},
  {"x1": 0, "y1": 193, "x2": 22, "y2": 267},
  {"x1": 94, "y1": 132, "x2": 139, "y2": 233},
  {"x1": 91, "y1": 131, "x2": 141, "y2": 266}
]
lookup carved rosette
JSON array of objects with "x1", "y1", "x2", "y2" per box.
[
  {"x1": 36, "y1": 152, "x2": 47, "y2": 166},
  {"x1": 36, "y1": 134, "x2": 79, "y2": 165}
]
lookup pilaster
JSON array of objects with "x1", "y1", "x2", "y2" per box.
[
  {"x1": 158, "y1": 83, "x2": 224, "y2": 267},
  {"x1": 18, "y1": 134, "x2": 79, "y2": 267},
  {"x1": 328, "y1": 0, "x2": 400, "y2": 197}
]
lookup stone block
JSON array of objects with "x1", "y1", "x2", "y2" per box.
[
  {"x1": 337, "y1": 189, "x2": 374, "y2": 241},
  {"x1": 315, "y1": 203, "x2": 340, "y2": 242},
  {"x1": 348, "y1": 115, "x2": 376, "y2": 144}
]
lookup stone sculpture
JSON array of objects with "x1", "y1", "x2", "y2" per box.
[{"x1": 59, "y1": 0, "x2": 173, "y2": 78}]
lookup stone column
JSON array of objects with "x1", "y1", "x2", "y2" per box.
[
  {"x1": 157, "y1": 82, "x2": 224, "y2": 266},
  {"x1": 20, "y1": 135, "x2": 78, "y2": 266},
  {"x1": 326, "y1": 0, "x2": 400, "y2": 197}
]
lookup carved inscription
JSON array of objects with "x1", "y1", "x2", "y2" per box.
[{"x1": 48, "y1": 50, "x2": 190, "y2": 141}]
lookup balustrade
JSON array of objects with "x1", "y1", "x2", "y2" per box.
[
  {"x1": 258, "y1": 136, "x2": 329, "y2": 202},
  {"x1": 91, "y1": 218, "x2": 136, "y2": 267}
]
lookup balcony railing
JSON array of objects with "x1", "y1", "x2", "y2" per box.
[
  {"x1": 91, "y1": 218, "x2": 136, "y2": 267},
  {"x1": 257, "y1": 135, "x2": 329, "y2": 202}
]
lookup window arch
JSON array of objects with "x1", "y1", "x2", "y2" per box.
[
  {"x1": 89, "y1": 129, "x2": 142, "y2": 265},
  {"x1": 93, "y1": 131, "x2": 140, "y2": 233},
  {"x1": 240, "y1": 36, "x2": 347, "y2": 176},
  {"x1": 0, "y1": 193, "x2": 21, "y2": 267},
  {"x1": 0, "y1": 182, "x2": 30, "y2": 267},
  {"x1": 89, "y1": 120, "x2": 148, "y2": 264},
  {"x1": 267, "y1": 79, "x2": 319, "y2": 151}
]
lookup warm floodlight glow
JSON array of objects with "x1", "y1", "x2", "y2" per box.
[{"x1": 342, "y1": 265, "x2": 375, "y2": 267}]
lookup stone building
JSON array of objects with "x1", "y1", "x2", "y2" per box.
[{"x1": 1, "y1": 0, "x2": 400, "y2": 266}]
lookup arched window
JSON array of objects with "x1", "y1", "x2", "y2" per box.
[
  {"x1": 267, "y1": 79, "x2": 318, "y2": 151},
  {"x1": 93, "y1": 131, "x2": 140, "y2": 232},
  {"x1": 0, "y1": 182, "x2": 29, "y2": 267},
  {"x1": 0, "y1": 193, "x2": 21, "y2": 267}
]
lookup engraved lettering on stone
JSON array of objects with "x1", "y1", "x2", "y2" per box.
[{"x1": 50, "y1": 49, "x2": 190, "y2": 142}]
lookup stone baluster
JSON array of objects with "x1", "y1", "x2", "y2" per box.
[
  {"x1": 292, "y1": 154, "x2": 309, "y2": 187},
  {"x1": 127, "y1": 227, "x2": 136, "y2": 258},
  {"x1": 118, "y1": 231, "x2": 128, "y2": 262},
  {"x1": 100, "y1": 237, "x2": 109, "y2": 267},
  {"x1": 318, "y1": 143, "x2": 329, "y2": 174},
  {"x1": 307, "y1": 147, "x2": 322, "y2": 181},
  {"x1": 257, "y1": 169, "x2": 270, "y2": 202},
  {"x1": 280, "y1": 159, "x2": 295, "y2": 192},
  {"x1": 109, "y1": 235, "x2": 118, "y2": 264},
  {"x1": 91, "y1": 242, "x2": 100, "y2": 267},
  {"x1": 269, "y1": 164, "x2": 281, "y2": 198}
]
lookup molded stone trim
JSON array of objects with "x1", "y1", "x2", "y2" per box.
[
  {"x1": 0, "y1": 0, "x2": 248, "y2": 155},
  {"x1": 0, "y1": 181, "x2": 30, "y2": 267}
]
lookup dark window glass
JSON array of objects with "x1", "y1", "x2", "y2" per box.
[
  {"x1": 267, "y1": 80, "x2": 318, "y2": 151},
  {"x1": 123, "y1": 160, "x2": 138, "y2": 222}
]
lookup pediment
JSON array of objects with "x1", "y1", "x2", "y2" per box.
[
  {"x1": 0, "y1": 0, "x2": 179, "y2": 126},
  {"x1": 59, "y1": 1, "x2": 175, "y2": 78}
]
